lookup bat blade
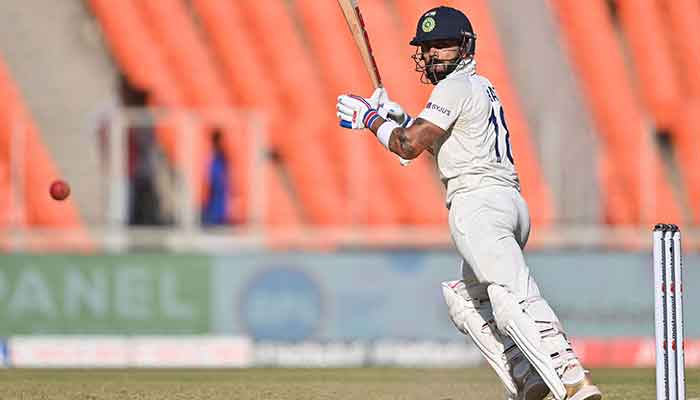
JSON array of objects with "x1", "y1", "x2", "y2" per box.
[{"x1": 337, "y1": 0, "x2": 383, "y2": 88}]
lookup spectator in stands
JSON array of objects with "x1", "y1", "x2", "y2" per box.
[
  {"x1": 201, "y1": 130, "x2": 234, "y2": 225},
  {"x1": 119, "y1": 75, "x2": 170, "y2": 225}
]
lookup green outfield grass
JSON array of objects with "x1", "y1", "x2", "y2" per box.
[{"x1": 0, "y1": 368, "x2": 697, "y2": 399}]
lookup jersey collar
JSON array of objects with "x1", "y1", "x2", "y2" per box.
[{"x1": 447, "y1": 58, "x2": 476, "y2": 79}]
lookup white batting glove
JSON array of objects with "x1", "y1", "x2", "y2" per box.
[
  {"x1": 377, "y1": 92, "x2": 412, "y2": 165},
  {"x1": 337, "y1": 88, "x2": 385, "y2": 130},
  {"x1": 337, "y1": 89, "x2": 412, "y2": 166},
  {"x1": 381, "y1": 99, "x2": 413, "y2": 128}
]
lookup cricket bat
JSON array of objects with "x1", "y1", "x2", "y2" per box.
[
  {"x1": 337, "y1": 0, "x2": 383, "y2": 89},
  {"x1": 337, "y1": 0, "x2": 411, "y2": 166}
]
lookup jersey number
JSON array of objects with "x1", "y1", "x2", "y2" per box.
[{"x1": 489, "y1": 105, "x2": 514, "y2": 164}]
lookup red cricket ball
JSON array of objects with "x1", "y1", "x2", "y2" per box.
[{"x1": 50, "y1": 180, "x2": 70, "y2": 201}]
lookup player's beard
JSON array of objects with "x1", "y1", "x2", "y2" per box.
[{"x1": 425, "y1": 58, "x2": 456, "y2": 84}]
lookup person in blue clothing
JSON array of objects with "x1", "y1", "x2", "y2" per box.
[{"x1": 202, "y1": 130, "x2": 234, "y2": 225}]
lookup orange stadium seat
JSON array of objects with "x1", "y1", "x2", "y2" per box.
[
  {"x1": 89, "y1": 0, "x2": 207, "y2": 202},
  {"x1": 219, "y1": 115, "x2": 302, "y2": 228},
  {"x1": 89, "y1": 0, "x2": 182, "y2": 104},
  {"x1": 137, "y1": 0, "x2": 230, "y2": 107},
  {"x1": 91, "y1": 0, "x2": 301, "y2": 227},
  {"x1": 0, "y1": 56, "x2": 90, "y2": 249},
  {"x1": 231, "y1": 1, "x2": 373, "y2": 226},
  {"x1": 662, "y1": 0, "x2": 700, "y2": 99},
  {"x1": 193, "y1": 0, "x2": 351, "y2": 226},
  {"x1": 0, "y1": 154, "x2": 16, "y2": 229},
  {"x1": 349, "y1": 0, "x2": 448, "y2": 225},
  {"x1": 263, "y1": 162, "x2": 303, "y2": 228},
  {"x1": 136, "y1": 0, "x2": 224, "y2": 206},
  {"x1": 599, "y1": 154, "x2": 636, "y2": 224},
  {"x1": 191, "y1": 0, "x2": 336, "y2": 226},
  {"x1": 661, "y1": 0, "x2": 700, "y2": 221},
  {"x1": 294, "y1": 0, "x2": 404, "y2": 226},
  {"x1": 149, "y1": 0, "x2": 302, "y2": 228},
  {"x1": 617, "y1": 0, "x2": 681, "y2": 131},
  {"x1": 618, "y1": 0, "x2": 700, "y2": 223},
  {"x1": 551, "y1": 0, "x2": 682, "y2": 225},
  {"x1": 137, "y1": 0, "x2": 236, "y2": 218},
  {"x1": 672, "y1": 100, "x2": 700, "y2": 223}
]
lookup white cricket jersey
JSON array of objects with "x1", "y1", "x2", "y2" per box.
[{"x1": 417, "y1": 60, "x2": 520, "y2": 206}]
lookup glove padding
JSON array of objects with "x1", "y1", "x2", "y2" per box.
[
  {"x1": 336, "y1": 88, "x2": 412, "y2": 166},
  {"x1": 381, "y1": 99, "x2": 412, "y2": 127},
  {"x1": 337, "y1": 88, "x2": 385, "y2": 130}
]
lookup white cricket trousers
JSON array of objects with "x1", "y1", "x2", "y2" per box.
[{"x1": 448, "y1": 185, "x2": 540, "y2": 301}]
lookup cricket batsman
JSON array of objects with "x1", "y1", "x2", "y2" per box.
[{"x1": 336, "y1": 6, "x2": 602, "y2": 400}]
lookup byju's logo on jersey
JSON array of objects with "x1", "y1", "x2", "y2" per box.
[{"x1": 426, "y1": 102, "x2": 451, "y2": 116}]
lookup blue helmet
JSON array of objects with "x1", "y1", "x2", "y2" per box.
[{"x1": 410, "y1": 6, "x2": 477, "y2": 84}]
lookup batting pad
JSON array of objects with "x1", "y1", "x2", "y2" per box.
[{"x1": 488, "y1": 284, "x2": 569, "y2": 400}]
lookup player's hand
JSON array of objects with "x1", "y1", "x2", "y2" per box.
[
  {"x1": 376, "y1": 90, "x2": 412, "y2": 127},
  {"x1": 336, "y1": 88, "x2": 384, "y2": 130},
  {"x1": 381, "y1": 99, "x2": 413, "y2": 128}
]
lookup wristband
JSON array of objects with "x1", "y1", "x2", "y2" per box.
[
  {"x1": 363, "y1": 109, "x2": 380, "y2": 129},
  {"x1": 376, "y1": 120, "x2": 399, "y2": 149},
  {"x1": 402, "y1": 115, "x2": 414, "y2": 128}
]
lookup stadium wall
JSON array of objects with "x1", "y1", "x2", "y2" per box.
[
  {"x1": 0, "y1": 251, "x2": 698, "y2": 368},
  {"x1": 0, "y1": 251, "x2": 698, "y2": 338}
]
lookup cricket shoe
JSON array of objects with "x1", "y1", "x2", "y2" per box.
[
  {"x1": 520, "y1": 377, "x2": 549, "y2": 400},
  {"x1": 505, "y1": 370, "x2": 550, "y2": 400},
  {"x1": 563, "y1": 372, "x2": 602, "y2": 400},
  {"x1": 519, "y1": 370, "x2": 549, "y2": 400}
]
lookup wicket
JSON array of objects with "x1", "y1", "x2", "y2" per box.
[{"x1": 653, "y1": 224, "x2": 685, "y2": 400}]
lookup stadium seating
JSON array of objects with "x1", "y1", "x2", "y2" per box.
[
  {"x1": 662, "y1": 0, "x2": 700, "y2": 222},
  {"x1": 192, "y1": 0, "x2": 346, "y2": 226},
  {"x1": 294, "y1": 0, "x2": 400, "y2": 225},
  {"x1": 550, "y1": 0, "x2": 682, "y2": 225},
  {"x1": 90, "y1": 0, "x2": 305, "y2": 227},
  {"x1": 0, "y1": 157, "x2": 13, "y2": 228},
  {"x1": 343, "y1": 0, "x2": 448, "y2": 225},
  {"x1": 0, "y1": 55, "x2": 90, "y2": 249},
  {"x1": 78, "y1": 0, "x2": 700, "y2": 230},
  {"x1": 617, "y1": 0, "x2": 681, "y2": 131},
  {"x1": 615, "y1": 0, "x2": 700, "y2": 224},
  {"x1": 89, "y1": 0, "x2": 205, "y2": 201},
  {"x1": 446, "y1": 0, "x2": 554, "y2": 226},
  {"x1": 663, "y1": 0, "x2": 700, "y2": 99}
]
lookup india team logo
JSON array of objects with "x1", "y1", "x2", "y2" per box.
[{"x1": 421, "y1": 17, "x2": 436, "y2": 32}]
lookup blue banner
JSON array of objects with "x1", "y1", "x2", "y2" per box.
[
  {"x1": 211, "y1": 252, "x2": 459, "y2": 340},
  {"x1": 0, "y1": 337, "x2": 7, "y2": 367},
  {"x1": 211, "y1": 251, "x2": 700, "y2": 340},
  {"x1": 1, "y1": 251, "x2": 697, "y2": 340}
]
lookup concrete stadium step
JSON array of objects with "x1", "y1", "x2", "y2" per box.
[
  {"x1": 487, "y1": 0, "x2": 601, "y2": 224},
  {"x1": 0, "y1": 0, "x2": 116, "y2": 225}
]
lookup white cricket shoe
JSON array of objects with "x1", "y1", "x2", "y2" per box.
[{"x1": 563, "y1": 373, "x2": 602, "y2": 400}]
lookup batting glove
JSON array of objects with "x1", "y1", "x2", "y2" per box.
[
  {"x1": 381, "y1": 99, "x2": 413, "y2": 128},
  {"x1": 337, "y1": 88, "x2": 385, "y2": 130}
]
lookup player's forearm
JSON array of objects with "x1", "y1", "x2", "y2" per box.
[
  {"x1": 388, "y1": 128, "x2": 422, "y2": 159},
  {"x1": 369, "y1": 117, "x2": 424, "y2": 159}
]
